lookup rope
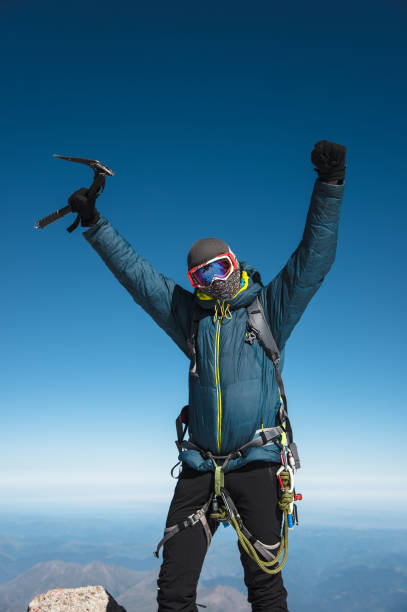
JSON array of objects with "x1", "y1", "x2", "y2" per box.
[
  {"x1": 209, "y1": 297, "x2": 294, "y2": 574},
  {"x1": 210, "y1": 469, "x2": 294, "y2": 574},
  {"x1": 233, "y1": 511, "x2": 289, "y2": 574},
  {"x1": 277, "y1": 470, "x2": 294, "y2": 512}
]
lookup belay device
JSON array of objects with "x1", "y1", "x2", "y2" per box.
[
  {"x1": 34, "y1": 154, "x2": 114, "y2": 232},
  {"x1": 155, "y1": 296, "x2": 302, "y2": 574}
]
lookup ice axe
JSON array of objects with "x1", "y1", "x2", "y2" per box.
[{"x1": 34, "y1": 154, "x2": 114, "y2": 232}]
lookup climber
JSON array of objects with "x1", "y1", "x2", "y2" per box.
[{"x1": 67, "y1": 139, "x2": 347, "y2": 611}]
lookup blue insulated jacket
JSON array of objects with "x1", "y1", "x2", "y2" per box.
[{"x1": 84, "y1": 179, "x2": 345, "y2": 472}]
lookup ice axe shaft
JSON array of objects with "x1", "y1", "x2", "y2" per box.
[
  {"x1": 34, "y1": 204, "x2": 73, "y2": 229},
  {"x1": 34, "y1": 154, "x2": 114, "y2": 232}
]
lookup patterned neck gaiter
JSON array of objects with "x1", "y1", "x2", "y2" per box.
[{"x1": 199, "y1": 265, "x2": 242, "y2": 301}]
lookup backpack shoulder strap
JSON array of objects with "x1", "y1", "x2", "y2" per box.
[
  {"x1": 187, "y1": 304, "x2": 205, "y2": 377},
  {"x1": 246, "y1": 296, "x2": 281, "y2": 366},
  {"x1": 246, "y1": 296, "x2": 294, "y2": 447}
]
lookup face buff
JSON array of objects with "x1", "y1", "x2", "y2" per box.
[{"x1": 199, "y1": 265, "x2": 242, "y2": 300}]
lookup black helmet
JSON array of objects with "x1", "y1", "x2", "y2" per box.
[{"x1": 187, "y1": 237, "x2": 230, "y2": 270}]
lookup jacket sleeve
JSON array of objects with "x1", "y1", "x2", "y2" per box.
[
  {"x1": 83, "y1": 218, "x2": 194, "y2": 357},
  {"x1": 263, "y1": 180, "x2": 345, "y2": 350}
]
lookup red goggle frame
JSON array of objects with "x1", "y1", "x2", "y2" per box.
[{"x1": 187, "y1": 250, "x2": 238, "y2": 289}]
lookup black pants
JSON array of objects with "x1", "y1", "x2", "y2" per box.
[{"x1": 157, "y1": 461, "x2": 288, "y2": 611}]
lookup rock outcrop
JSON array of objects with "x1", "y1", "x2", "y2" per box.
[{"x1": 27, "y1": 586, "x2": 126, "y2": 611}]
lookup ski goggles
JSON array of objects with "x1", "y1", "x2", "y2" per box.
[{"x1": 187, "y1": 251, "x2": 238, "y2": 288}]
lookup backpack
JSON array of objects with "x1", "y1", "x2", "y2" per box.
[{"x1": 177, "y1": 296, "x2": 300, "y2": 468}]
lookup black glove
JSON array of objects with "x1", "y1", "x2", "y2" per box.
[
  {"x1": 68, "y1": 187, "x2": 101, "y2": 227},
  {"x1": 311, "y1": 140, "x2": 347, "y2": 183}
]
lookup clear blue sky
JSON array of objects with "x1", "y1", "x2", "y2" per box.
[{"x1": 1, "y1": 0, "x2": 406, "y2": 517}]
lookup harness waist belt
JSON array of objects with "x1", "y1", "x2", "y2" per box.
[{"x1": 178, "y1": 425, "x2": 285, "y2": 463}]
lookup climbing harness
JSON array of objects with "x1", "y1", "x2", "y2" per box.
[{"x1": 154, "y1": 296, "x2": 302, "y2": 574}]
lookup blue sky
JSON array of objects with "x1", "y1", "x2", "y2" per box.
[{"x1": 1, "y1": 0, "x2": 406, "y2": 517}]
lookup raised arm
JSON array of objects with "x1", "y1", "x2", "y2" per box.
[
  {"x1": 82, "y1": 217, "x2": 194, "y2": 357},
  {"x1": 263, "y1": 140, "x2": 347, "y2": 350}
]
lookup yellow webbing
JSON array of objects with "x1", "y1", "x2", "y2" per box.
[{"x1": 214, "y1": 465, "x2": 224, "y2": 496}]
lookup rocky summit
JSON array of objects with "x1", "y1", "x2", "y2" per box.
[{"x1": 27, "y1": 585, "x2": 126, "y2": 611}]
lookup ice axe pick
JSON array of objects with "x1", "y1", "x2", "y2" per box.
[{"x1": 34, "y1": 154, "x2": 115, "y2": 232}]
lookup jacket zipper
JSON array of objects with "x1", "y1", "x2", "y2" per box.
[
  {"x1": 214, "y1": 315, "x2": 222, "y2": 453},
  {"x1": 214, "y1": 301, "x2": 232, "y2": 454}
]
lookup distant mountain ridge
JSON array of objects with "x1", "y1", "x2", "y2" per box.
[
  {"x1": 2, "y1": 555, "x2": 407, "y2": 612},
  {"x1": 0, "y1": 560, "x2": 250, "y2": 612}
]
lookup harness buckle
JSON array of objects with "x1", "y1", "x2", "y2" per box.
[
  {"x1": 188, "y1": 508, "x2": 204, "y2": 527},
  {"x1": 245, "y1": 329, "x2": 257, "y2": 345},
  {"x1": 272, "y1": 435, "x2": 284, "y2": 452}
]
